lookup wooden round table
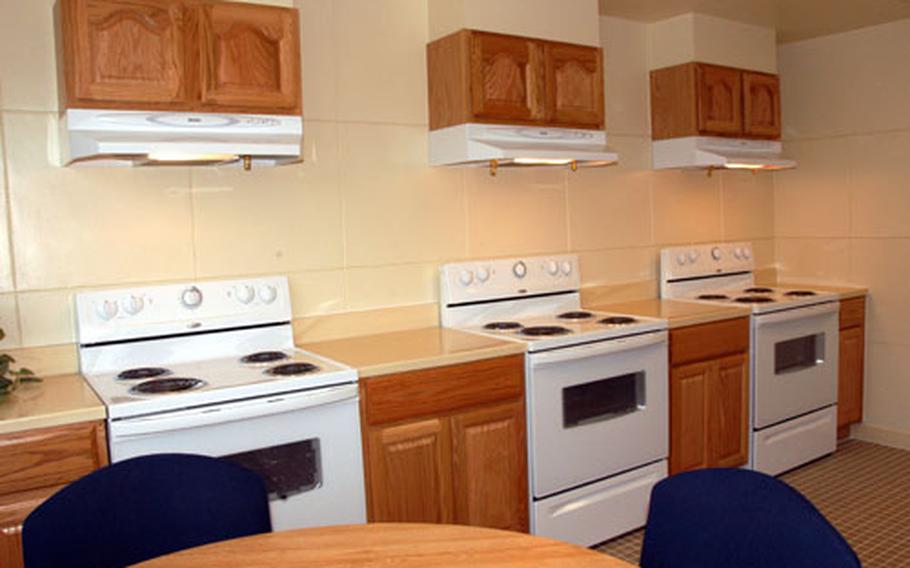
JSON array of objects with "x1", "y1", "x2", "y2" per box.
[{"x1": 135, "y1": 523, "x2": 636, "y2": 567}]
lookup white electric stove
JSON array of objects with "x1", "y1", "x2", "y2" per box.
[
  {"x1": 661, "y1": 242, "x2": 840, "y2": 475},
  {"x1": 441, "y1": 254, "x2": 669, "y2": 547},
  {"x1": 75, "y1": 275, "x2": 366, "y2": 531}
]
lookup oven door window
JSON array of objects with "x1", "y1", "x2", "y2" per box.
[
  {"x1": 562, "y1": 371, "x2": 645, "y2": 428},
  {"x1": 775, "y1": 333, "x2": 825, "y2": 375},
  {"x1": 222, "y1": 438, "x2": 322, "y2": 501}
]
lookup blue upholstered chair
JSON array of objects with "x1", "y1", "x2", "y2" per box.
[
  {"x1": 23, "y1": 453, "x2": 271, "y2": 568},
  {"x1": 640, "y1": 468, "x2": 860, "y2": 568}
]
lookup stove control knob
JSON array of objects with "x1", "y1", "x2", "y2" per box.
[
  {"x1": 711, "y1": 246, "x2": 722, "y2": 261},
  {"x1": 476, "y1": 267, "x2": 490, "y2": 283},
  {"x1": 733, "y1": 248, "x2": 742, "y2": 260},
  {"x1": 96, "y1": 299, "x2": 119, "y2": 321},
  {"x1": 121, "y1": 295, "x2": 144, "y2": 316},
  {"x1": 459, "y1": 270, "x2": 474, "y2": 286},
  {"x1": 258, "y1": 285, "x2": 278, "y2": 304},
  {"x1": 235, "y1": 285, "x2": 255, "y2": 304},
  {"x1": 180, "y1": 286, "x2": 203, "y2": 310},
  {"x1": 687, "y1": 250, "x2": 699, "y2": 263},
  {"x1": 561, "y1": 261, "x2": 572, "y2": 276},
  {"x1": 546, "y1": 260, "x2": 560, "y2": 276},
  {"x1": 513, "y1": 261, "x2": 527, "y2": 279},
  {"x1": 676, "y1": 253, "x2": 688, "y2": 266},
  {"x1": 742, "y1": 247, "x2": 752, "y2": 260}
]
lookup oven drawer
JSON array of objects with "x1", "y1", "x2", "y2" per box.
[
  {"x1": 532, "y1": 460, "x2": 666, "y2": 547},
  {"x1": 752, "y1": 405, "x2": 836, "y2": 476}
]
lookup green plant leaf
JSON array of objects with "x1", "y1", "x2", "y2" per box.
[{"x1": 0, "y1": 377, "x2": 12, "y2": 393}]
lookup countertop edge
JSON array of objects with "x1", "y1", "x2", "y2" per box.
[{"x1": 356, "y1": 344, "x2": 527, "y2": 378}]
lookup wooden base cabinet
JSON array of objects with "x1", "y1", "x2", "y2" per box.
[
  {"x1": 361, "y1": 355, "x2": 528, "y2": 532},
  {"x1": 838, "y1": 297, "x2": 866, "y2": 438},
  {"x1": 669, "y1": 318, "x2": 750, "y2": 475},
  {"x1": 0, "y1": 421, "x2": 108, "y2": 568}
]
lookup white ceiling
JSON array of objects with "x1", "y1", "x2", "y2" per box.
[{"x1": 598, "y1": 0, "x2": 910, "y2": 43}]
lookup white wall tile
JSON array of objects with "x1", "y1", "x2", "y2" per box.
[
  {"x1": 0, "y1": 294, "x2": 20, "y2": 348},
  {"x1": 3, "y1": 112, "x2": 195, "y2": 290},
  {"x1": 192, "y1": 121, "x2": 344, "y2": 277}
]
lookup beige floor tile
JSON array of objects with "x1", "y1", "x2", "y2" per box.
[
  {"x1": 191, "y1": 121, "x2": 344, "y2": 277},
  {"x1": 465, "y1": 167, "x2": 568, "y2": 258},
  {"x1": 340, "y1": 122, "x2": 465, "y2": 266},
  {"x1": 4, "y1": 112, "x2": 195, "y2": 290}
]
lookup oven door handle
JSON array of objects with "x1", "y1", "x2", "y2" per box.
[
  {"x1": 754, "y1": 302, "x2": 839, "y2": 328},
  {"x1": 110, "y1": 383, "x2": 358, "y2": 439},
  {"x1": 531, "y1": 331, "x2": 668, "y2": 366}
]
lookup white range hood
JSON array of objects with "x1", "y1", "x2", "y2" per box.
[
  {"x1": 61, "y1": 109, "x2": 302, "y2": 169},
  {"x1": 429, "y1": 123, "x2": 619, "y2": 170},
  {"x1": 652, "y1": 136, "x2": 796, "y2": 171}
]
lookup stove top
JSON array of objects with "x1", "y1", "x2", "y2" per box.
[
  {"x1": 465, "y1": 309, "x2": 665, "y2": 351},
  {"x1": 681, "y1": 285, "x2": 839, "y2": 313},
  {"x1": 83, "y1": 347, "x2": 354, "y2": 419}
]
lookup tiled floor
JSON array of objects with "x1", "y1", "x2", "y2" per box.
[{"x1": 596, "y1": 440, "x2": 910, "y2": 567}]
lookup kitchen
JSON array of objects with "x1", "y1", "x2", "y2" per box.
[{"x1": 0, "y1": 0, "x2": 908, "y2": 566}]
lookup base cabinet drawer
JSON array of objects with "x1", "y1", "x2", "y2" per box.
[{"x1": 752, "y1": 406, "x2": 837, "y2": 476}]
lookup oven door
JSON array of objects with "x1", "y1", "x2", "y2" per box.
[
  {"x1": 107, "y1": 384, "x2": 366, "y2": 531},
  {"x1": 753, "y1": 302, "x2": 839, "y2": 429},
  {"x1": 527, "y1": 331, "x2": 668, "y2": 498}
]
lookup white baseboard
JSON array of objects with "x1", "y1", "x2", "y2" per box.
[{"x1": 851, "y1": 423, "x2": 910, "y2": 451}]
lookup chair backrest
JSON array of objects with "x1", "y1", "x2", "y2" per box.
[
  {"x1": 640, "y1": 468, "x2": 860, "y2": 568},
  {"x1": 23, "y1": 453, "x2": 271, "y2": 568}
]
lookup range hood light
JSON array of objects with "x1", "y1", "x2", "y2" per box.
[
  {"x1": 146, "y1": 151, "x2": 239, "y2": 163},
  {"x1": 724, "y1": 163, "x2": 765, "y2": 170},
  {"x1": 513, "y1": 157, "x2": 574, "y2": 166}
]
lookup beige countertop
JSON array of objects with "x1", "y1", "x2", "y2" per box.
[
  {"x1": 588, "y1": 298, "x2": 752, "y2": 329},
  {"x1": 776, "y1": 282, "x2": 868, "y2": 300},
  {"x1": 0, "y1": 373, "x2": 106, "y2": 435},
  {"x1": 301, "y1": 327, "x2": 526, "y2": 378}
]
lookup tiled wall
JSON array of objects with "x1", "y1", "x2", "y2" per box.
[
  {"x1": 775, "y1": 18, "x2": 910, "y2": 444},
  {"x1": 0, "y1": 2, "x2": 774, "y2": 359}
]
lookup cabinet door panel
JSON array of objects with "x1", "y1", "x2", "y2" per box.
[
  {"x1": 470, "y1": 33, "x2": 543, "y2": 123},
  {"x1": 366, "y1": 419, "x2": 454, "y2": 524},
  {"x1": 696, "y1": 64, "x2": 742, "y2": 136},
  {"x1": 451, "y1": 401, "x2": 528, "y2": 532},
  {"x1": 544, "y1": 43, "x2": 603, "y2": 128},
  {"x1": 670, "y1": 361, "x2": 711, "y2": 474},
  {"x1": 199, "y1": 2, "x2": 300, "y2": 113},
  {"x1": 743, "y1": 72, "x2": 781, "y2": 139},
  {"x1": 838, "y1": 326, "x2": 865, "y2": 428},
  {"x1": 708, "y1": 353, "x2": 749, "y2": 468},
  {"x1": 64, "y1": 0, "x2": 188, "y2": 105}
]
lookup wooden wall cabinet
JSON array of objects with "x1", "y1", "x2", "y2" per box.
[
  {"x1": 650, "y1": 62, "x2": 781, "y2": 141},
  {"x1": 669, "y1": 317, "x2": 750, "y2": 475},
  {"x1": 58, "y1": 0, "x2": 301, "y2": 115},
  {"x1": 0, "y1": 421, "x2": 108, "y2": 568},
  {"x1": 360, "y1": 355, "x2": 528, "y2": 533},
  {"x1": 427, "y1": 29, "x2": 604, "y2": 131},
  {"x1": 838, "y1": 297, "x2": 866, "y2": 438}
]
